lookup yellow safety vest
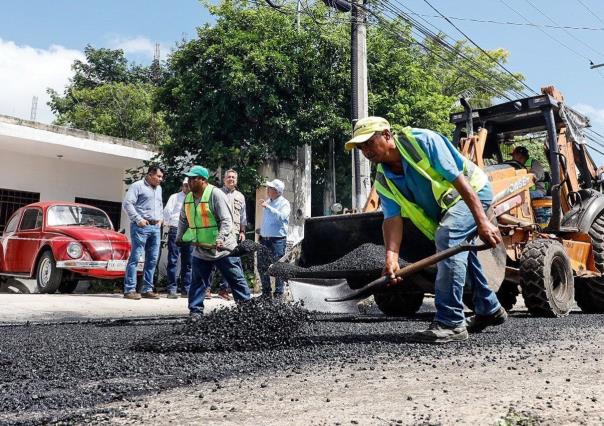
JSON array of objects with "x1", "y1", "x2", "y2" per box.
[
  {"x1": 374, "y1": 127, "x2": 488, "y2": 240},
  {"x1": 182, "y1": 184, "x2": 219, "y2": 245}
]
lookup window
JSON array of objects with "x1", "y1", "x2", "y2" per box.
[
  {"x1": 0, "y1": 188, "x2": 40, "y2": 232},
  {"x1": 20, "y1": 209, "x2": 42, "y2": 231},
  {"x1": 4, "y1": 213, "x2": 20, "y2": 234},
  {"x1": 74, "y1": 198, "x2": 122, "y2": 230},
  {"x1": 47, "y1": 205, "x2": 111, "y2": 229}
]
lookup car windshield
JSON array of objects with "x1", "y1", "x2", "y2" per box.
[{"x1": 47, "y1": 205, "x2": 112, "y2": 229}]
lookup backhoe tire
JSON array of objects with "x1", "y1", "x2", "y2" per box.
[
  {"x1": 519, "y1": 239, "x2": 574, "y2": 317},
  {"x1": 374, "y1": 288, "x2": 424, "y2": 316},
  {"x1": 36, "y1": 251, "x2": 63, "y2": 294},
  {"x1": 575, "y1": 213, "x2": 604, "y2": 313}
]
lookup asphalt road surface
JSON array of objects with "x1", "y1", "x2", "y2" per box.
[{"x1": 1, "y1": 294, "x2": 602, "y2": 425}]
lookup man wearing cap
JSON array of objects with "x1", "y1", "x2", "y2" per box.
[
  {"x1": 176, "y1": 165, "x2": 251, "y2": 318},
  {"x1": 346, "y1": 117, "x2": 506, "y2": 343},
  {"x1": 511, "y1": 146, "x2": 546, "y2": 199},
  {"x1": 163, "y1": 178, "x2": 193, "y2": 298},
  {"x1": 122, "y1": 165, "x2": 164, "y2": 300},
  {"x1": 258, "y1": 179, "x2": 290, "y2": 299}
]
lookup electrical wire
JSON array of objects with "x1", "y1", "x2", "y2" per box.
[
  {"x1": 576, "y1": 0, "x2": 604, "y2": 26},
  {"x1": 500, "y1": 0, "x2": 593, "y2": 63},
  {"x1": 404, "y1": 12, "x2": 604, "y2": 31},
  {"x1": 373, "y1": 0, "x2": 526, "y2": 99},
  {"x1": 369, "y1": 4, "x2": 515, "y2": 100},
  {"x1": 422, "y1": 0, "x2": 538, "y2": 95},
  {"x1": 524, "y1": 0, "x2": 604, "y2": 59}
]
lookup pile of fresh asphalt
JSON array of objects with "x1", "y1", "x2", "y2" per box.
[
  {"x1": 1, "y1": 307, "x2": 604, "y2": 424},
  {"x1": 269, "y1": 243, "x2": 410, "y2": 279},
  {"x1": 134, "y1": 298, "x2": 308, "y2": 353}
]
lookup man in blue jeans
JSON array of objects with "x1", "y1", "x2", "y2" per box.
[
  {"x1": 122, "y1": 165, "x2": 164, "y2": 300},
  {"x1": 163, "y1": 178, "x2": 192, "y2": 298},
  {"x1": 345, "y1": 117, "x2": 506, "y2": 343},
  {"x1": 176, "y1": 165, "x2": 251, "y2": 319},
  {"x1": 258, "y1": 179, "x2": 290, "y2": 299}
]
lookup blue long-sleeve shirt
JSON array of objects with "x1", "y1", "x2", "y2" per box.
[
  {"x1": 122, "y1": 178, "x2": 164, "y2": 224},
  {"x1": 379, "y1": 128, "x2": 490, "y2": 221},
  {"x1": 260, "y1": 195, "x2": 290, "y2": 238}
]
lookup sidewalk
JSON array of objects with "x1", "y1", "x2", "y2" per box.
[{"x1": 0, "y1": 292, "x2": 233, "y2": 324}]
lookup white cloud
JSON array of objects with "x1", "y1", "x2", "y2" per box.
[
  {"x1": 0, "y1": 39, "x2": 83, "y2": 124},
  {"x1": 106, "y1": 35, "x2": 169, "y2": 60},
  {"x1": 573, "y1": 103, "x2": 604, "y2": 127}
]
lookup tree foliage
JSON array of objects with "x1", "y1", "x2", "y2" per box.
[
  {"x1": 48, "y1": 45, "x2": 170, "y2": 146},
  {"x1": 157, "y1": 2, "x2": 525, "y2": 210}
]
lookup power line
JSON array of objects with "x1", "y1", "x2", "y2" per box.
[
  {"x1": 405, "y1": 12, "x2": 604, "y2": 31},
  {"x1": 524, "y1": 0, "x2": 604, "y2": 59},
  {"x1": 576, "y1": 0, "x2": 604, "y2": 26},
  {"x1": 375, "y1": 0, "x2": 527, "y2": 99},
  {"x1": 500, "y1": 0, "x2": 593, "y2": 63},
  {"x1": 366, "y1": 2, "x2": 516, "y2": 101},
  {"x1": 422, "y1": 0, "x2": 538, "y2": 95}
]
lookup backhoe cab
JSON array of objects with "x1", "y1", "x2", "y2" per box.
[{"x1": 451, "y1": 86, "x2": 604, "y2": 315}]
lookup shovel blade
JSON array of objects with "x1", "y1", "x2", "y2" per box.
[{"x1": 289, "y1": 278, "x2": 361, "y2": 314}]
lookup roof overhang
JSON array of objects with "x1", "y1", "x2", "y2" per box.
[{"x1": 0, "y1": 115, "x2": 157, "y2": 169}]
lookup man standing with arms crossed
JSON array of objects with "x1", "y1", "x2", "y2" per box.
[
  {"x1": 122, "y1": 165, "x2": 164, "y2": 300},
  {"x1": 345, "y1": 117, "x2": 505, "y2": 343},
  {"x1": 176, "y1": 165, "x2": 251, "y2": 319},
  {"x1": 216, "y1": 169, "x2": 248, "y2": 300},
  {"x1": 163, "y1": 177, "x2": 193, "y2": 298}
]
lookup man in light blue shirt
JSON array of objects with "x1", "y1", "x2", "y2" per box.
[
  {"x1": 345, "y1": 116, "x2": 505, "y2": 343},
  {"x1": 259, "y1": 179, "x2": 290, "y2": 298},
  {"x1": 122, "y1": 165, "x2": 164, "y2": 300}
]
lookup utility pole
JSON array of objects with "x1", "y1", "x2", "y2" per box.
[
  {"x1": 350, "y1": 0, "x2": 371, "y2": 210},
  {"x1": 30, "y1": 96, "x2": 38, "y2": 121}
]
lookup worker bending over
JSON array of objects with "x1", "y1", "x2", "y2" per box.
[{"x1": 345, "y1": 117, "x2": 506, "y2": 343}]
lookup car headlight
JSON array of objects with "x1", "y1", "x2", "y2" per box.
[{"x1": 67, "y1": 242, "x2": 83, "y2": 259}]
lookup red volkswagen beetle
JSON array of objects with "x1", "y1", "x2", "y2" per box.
[{"x1": 0, "y1": 202, "x2": 143, "y2": 293}]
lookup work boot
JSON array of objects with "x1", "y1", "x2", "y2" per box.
[
  {"x1": 466, "y1": 307, "x2": 508, "y2": 333},
  {"x1": 189, "y1": 312, "x2": 203, "y2": 322},
  {"x1": 141, "y1": 291, "x2": 160, "y2": 299},
  {"x1": 167, "y1": 293, "x2": 179, "y2": 299},
  {"x1": 123, "y1": 292, "x2": 141, "y2": 300},
  {"x1": 411, "y1": 321, "x2": 468, "y2": 344}
]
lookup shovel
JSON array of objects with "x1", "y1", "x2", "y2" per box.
[
  {"x1": 323, "y1": 241, "x2": 490, "y2": 302},
  {"x1": 286, "y1": 241, "x2": 490, "y2": 313}
]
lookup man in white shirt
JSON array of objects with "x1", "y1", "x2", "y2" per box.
[
  {"x1": 163, "y1": 178, "x2": 192, "y2": 298},
  {"x1": 258, "y1": 179, "x2": 290, "y2": 299}
]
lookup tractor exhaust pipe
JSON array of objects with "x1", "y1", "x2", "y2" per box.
[{"x1": 543, "y1": 106, "x2": 562, "y2": 232}]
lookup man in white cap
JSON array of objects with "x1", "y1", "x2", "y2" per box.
[
  {"x1": 345, "y1": 116, "x2": 505, "y2": 343},
  {"x1": 258, "y1": 178, "x2": 290, "y2": 299},
  {"x1": 163, "y1": 177, "x2": 192, "y2": 298}
]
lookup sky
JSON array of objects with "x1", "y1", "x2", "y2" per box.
[{"x1": 1, "y1": 0, "x2": 603, "y2": 161}]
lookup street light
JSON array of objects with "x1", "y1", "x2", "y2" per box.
[{"x1": 590, "y1": 61, "x2": 604, "y2": 69}]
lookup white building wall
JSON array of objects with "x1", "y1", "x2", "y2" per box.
[{"x1": 0, "y1": 149, "x2": 130, "y2": 229}]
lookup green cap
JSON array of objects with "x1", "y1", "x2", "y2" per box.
[
  {"x1": 344, "y1": 116, "x2": 391, "y2": 151},
  {"x1": 184, "y1": 165, "x2": 209, "y2": 179}
]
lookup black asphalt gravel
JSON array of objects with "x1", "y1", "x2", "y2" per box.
[
  {"x1": 269, "y1": 243, "x2": 410, "y2": 279},
  {"x1": 1, "y1": 303, "x2": 603, "y2": 425}
]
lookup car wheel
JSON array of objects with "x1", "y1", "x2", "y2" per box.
[
  {"x1": 36, "y1": 251, "x2": 63, "y2": 294},
  {"x1": 58, "y1": 280, "x2": 79, "y2": 294}
]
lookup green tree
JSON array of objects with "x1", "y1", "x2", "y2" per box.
[{"x1": 48, "y1": 46, "x2": 170, "y2": 146}]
